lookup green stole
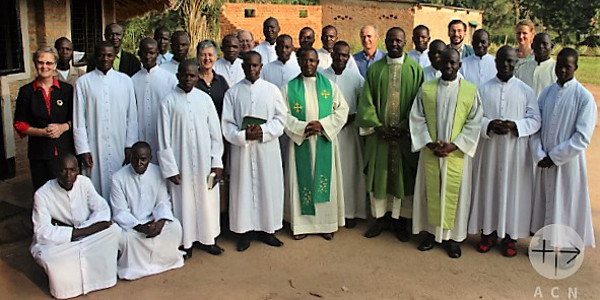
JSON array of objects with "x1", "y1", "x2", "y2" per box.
[
  {"x1": 421, "y1": 79, "x2": 476, "y2": 230},
  {"x1": 287, "y1": 73, "x2": 334, "y2": 215}
]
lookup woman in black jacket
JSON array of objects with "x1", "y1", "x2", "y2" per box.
[{"x1": 14, "y1": 47, "x2": 75, "y2": 191}]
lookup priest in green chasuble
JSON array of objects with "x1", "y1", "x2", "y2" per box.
[
  {"x1": 282, "y1": 48, "x2": 349, "y2": 240},
  {"x1": 409, "y1": 48, "x2": 483, "y2": 258},
  {"x1": 356, "y1": 27, "x2": 424, "y2": 241}
]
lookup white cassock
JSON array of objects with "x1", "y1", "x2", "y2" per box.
[
  {"x1": 157, "y1": 86, "x2": 224, "y2": 248},
  {"x1": 132, "y1": 66, "x2": 178, "y2": 164},
  {"x1": 222, "y1": 78, "x2": 286, "y2": 233},
  {"x1": 31, "y1": 176, "x2": 121, "y2": 300},
  {"x1": 110, "y1": 164, "x2": 184, "y2": 280},
  {"x1": 160, "y1": 59, "x2": 180, "y2": 75},
  {"x1": 253, "y1": 41, "x2": 277, "y2": 65},
  {"x1": 515, "y1": 58, "x2": 557, "y2": 97},
  {"x1": 410, "y1": 78, "x2": 483, "y2": 242},
  {"x1": 468, "y1": 77, "x2": 541, "y2": 239},
  {"x1": 459, "y1": 54, "x2": 496, "y2": 87},
  {"x1": 408, "y1": 49, "x2": 431, "y2": 68},
  {"x1": 322, "y1": 67, "x2": 367, "y2": 219},
  {"x1": 73, "y1": 69, "x2": 138, "y2": 197},
  {"x1": 260, "y1": 54, "x2": 301, "y2": 172},
  {"x1": 530, "y1": 79, "x2": 597, "y2": 248},
  {"x1": 282, "y1": 75, "x2": 349, "y2": 234},
  {"x1": 260, "y1": 55, "x2": 300, "y2": 89},
  {"x1": 317, "y1": 48, "x2": 360, "y2": 74},
  {"x1": 213, "y1": 57, "x2": 245, "y2": 87},
  {"x1": 423, "y1": 65, "x2": 441, "y2": 82}
]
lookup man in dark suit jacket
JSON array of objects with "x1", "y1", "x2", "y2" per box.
[{"x1": 87, "y1": 23, "x2": 141, "y2": 77}]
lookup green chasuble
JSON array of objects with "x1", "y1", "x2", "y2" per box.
[
  {"x1": 287, "y1": 73, "x2": 334, "y2": 215},
  {"x1": 356, "y1": 55, "x2": 424, "y2": 200},
  {"x1": 421, "y1": 79, "x2": 476, "y2": 230}
]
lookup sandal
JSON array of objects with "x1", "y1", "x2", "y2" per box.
[
  {"x1": 476, "y1": 233, "x2": 497, "y2": 253},
  {"x1": 502, "y1": 239, "x2": 517, "y2": 257}
]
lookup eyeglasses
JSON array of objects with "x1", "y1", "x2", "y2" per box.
[{"x1": 36, "y1": 61, "x2": 56, "y2": 66}]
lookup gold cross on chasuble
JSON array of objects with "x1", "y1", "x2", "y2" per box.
[{"x1": 293, "y1": 102, "x2": 303, "y2": 113}]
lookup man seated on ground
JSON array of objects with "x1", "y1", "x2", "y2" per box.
[
  {"x1": 110, "y1": 142, "x2": 184, "y2": 279},
  {"x1": 30, "y1": 154, "x2": 121, "y2": 299}
]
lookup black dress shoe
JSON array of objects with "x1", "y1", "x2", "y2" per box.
[
  {"x1": 345, "y1": 218, "x2": 357, "y2": 229},
  {"x1": 417, "y1": 233, "x2": 435, "y2": 251},
  {"x1": 445, "y1": 240, "x2": 462, "y2": 259},
  {"x1": 364, "y1": 220, "x2": 385, "y2": 238},
  {"x1": 393, "y1": 217, "x2": 411, "y2": 242},
  {"x1": 197, "y1": 243, "x2": 224, "y2": 255},
  {"x1": 259, "y1": 232, "x2": 284, "y2": 247},
  {"x1": 321, "y1": 233, "x2": 334, "y2": 240},
  {"x1": 179, "y1": 246, "x2": 193, "y2": 260},
  {"x1": 237, "y1": 233, "x2": 251, "y2": 252}
]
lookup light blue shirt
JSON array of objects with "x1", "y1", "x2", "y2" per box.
[{"x1": 353, "y1": 49, "x2": 386, "y2": 78}]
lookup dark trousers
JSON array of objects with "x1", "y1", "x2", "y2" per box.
[{"x1": 29, "y1": 158, "x2": 59, "y2": 192}]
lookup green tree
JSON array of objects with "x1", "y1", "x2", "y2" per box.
[
  {"x1": 122, "y1": 10, "x2": 184, "y2": 53},
  {"x1": 521, "y1": 0, "x2": 600, "y2": 44}
]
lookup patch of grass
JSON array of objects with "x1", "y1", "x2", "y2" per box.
[{"x1": 577, "y1": 56, "x2": 600, "y2": 85}]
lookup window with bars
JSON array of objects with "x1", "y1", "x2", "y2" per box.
[
  {"x1": 0, "y1": 0, "x2": 25, "y2": 76},
  {"x1": 71, "y1": 0, "x2": 103, "y2": 65}
]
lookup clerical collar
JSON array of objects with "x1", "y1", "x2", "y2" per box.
[
  {"x1": 386, "y1": 54, "x2": 404, "y2": 65},
  {"x1": 129, "y1": 165, "x2": 145, "y2": 177},
  {"x1": 475, "y1": 54, "x2": 489, "y2": 60},
  {"x1": 536, "y1": 57, "x2": 552, "y2": 66},
  {"x1": 95, "y1": 68, "x2": 114, "y2": 76},
  {"x1": 558, "y1": 77, "x2": 576, "y2": 88},
  {"x1": 243, "y1": 78, "x2": 260, "y2": 85},
  {"x1": 495, "y1": 75, "x2": 514, "y2": 84},
  {"x1": 440, "y1": 76, "x2": 459, "y2": 85},
  {"x1": 143, "y1": 65, "x2": 159, "y2": 73},
  {"x1": 177, "y1": 85, "x2": 194, "y2": 93}
]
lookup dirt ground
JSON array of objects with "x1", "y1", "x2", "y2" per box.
[{"x1": 0, "y1": 86, "x2": 599, "y2": 300}]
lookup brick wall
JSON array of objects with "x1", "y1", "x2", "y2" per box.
[
  {"x1": 414, "y1": 5, "x2": 483, "y2": 47},
  {"x1": 220, "y1": 3, "x2": 323, "y2": 48},
  {"x1": 321, "y1": 0, "x2": 414, "y2": 49}
]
